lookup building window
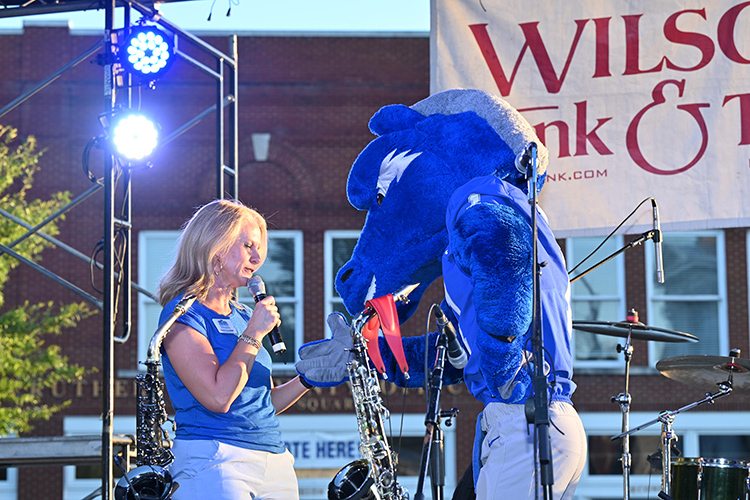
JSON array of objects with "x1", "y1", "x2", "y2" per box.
[
  {"x1": 567, "y1": 236, "x2": 626, "y2": 368},
  {"x1": 237, "y1": 230, "x2": 303, "y2": 370},
  {"x1": 138, "y1": 230, "x2": 303, "y2": 371},
  {"x1": 646, "y1": 231, "x2": 727, "y2": 366},
  {"x1": 279, "y1": 413, "x2": 456, "y2": 500},
  {"x1": 0, "y1": 466, "x2": 17, "y2": 500},
  {"x1": 576, "y1": 411, "x2": 750, "y2": 499},
  {"x1": 324, "y1": 230, "x2": 360, "y2": 331}
]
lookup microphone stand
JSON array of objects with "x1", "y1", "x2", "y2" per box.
[
  {"x1": 413, "y1": 328, "x2": 459, "y2": 500},
  {"x1": 564, "y1": 203, "x2": 664, "y2": 500},
  {"x1": 569, "y1": 230, "x2": 659, "y2": 284},
  {"x1": 523, "y1": 143, "x2": 554, "y2": 500},
  {"x1": 611, "y1": 380, "x2": 732, "y2": 496}
]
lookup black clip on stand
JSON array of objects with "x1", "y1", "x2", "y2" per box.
[
  {"x1": 414, "y1": 323, "x2": 459, "y2": 500},
  {"x1": 520, "y1": 142, "x2": 554, "y2": 500}
]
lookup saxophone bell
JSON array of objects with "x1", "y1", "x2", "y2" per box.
[
  {"x1": 115, "y1": 464, "x2": 178, "y2": 500},
  {"x1": 328, "y1": 459, "x2": 381, "y2": 500}
]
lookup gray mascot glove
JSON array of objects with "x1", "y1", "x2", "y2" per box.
[{"x1": 295, "y1": 313, "x2": 355, "y2": 387}]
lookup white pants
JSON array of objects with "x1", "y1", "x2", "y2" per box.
[
  {"x1": 476, "y1": 401, "x2": 587, "y2": 500},
  {"x1": 169, "y1": 439, "x2": 299, "y2": 500}
]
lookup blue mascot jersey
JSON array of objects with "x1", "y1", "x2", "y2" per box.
[
  {"x1": 159, "y1": 294, "x2": 286, "y2": 454},
  {"x1": 442, "y1": 175, "x2": 576, "y2": 406}
]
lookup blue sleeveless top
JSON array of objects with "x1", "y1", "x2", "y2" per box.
[{"x1": 159, "y1": 294, "x2": 285, "y2": 453}]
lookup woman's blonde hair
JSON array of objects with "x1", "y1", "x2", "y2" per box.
[{"x1": 156, "y1": 199, "x2": 267, "y2": 306}]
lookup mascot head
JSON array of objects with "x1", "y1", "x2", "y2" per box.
[{"x1": 336, "y1": 88, "x2": 548, "y2": 321}]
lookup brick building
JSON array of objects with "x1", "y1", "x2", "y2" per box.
[{"x1": 1, "y1": 22, "x2": 749, "y2": 500}]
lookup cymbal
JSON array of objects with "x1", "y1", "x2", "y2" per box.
[
  {"x1": 656, "y1": 355, "x2": 750, "y2": 391},
  {"x1": 572, "y1": 320, "x2": 699, "y2": 343}
]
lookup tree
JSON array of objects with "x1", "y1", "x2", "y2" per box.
[{"x1": 0, "y1": 125, "x2": 93, "y2": 436}]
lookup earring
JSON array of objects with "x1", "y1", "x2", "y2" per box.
[{"x1": 213, "y1": 261, "x2": 224, "y2": 276}]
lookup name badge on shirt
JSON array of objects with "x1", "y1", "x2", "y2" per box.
[{"x1": 213, "y1": 318, "x2": 238, "y2": 335}]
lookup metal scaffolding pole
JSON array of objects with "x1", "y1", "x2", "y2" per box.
[{"x1": 102, "y1": 0, "x2": 118, "y2": 497}]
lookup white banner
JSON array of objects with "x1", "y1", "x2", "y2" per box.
[{"x1": 432, "y1": 0, "x2": 750, "y2": 236}]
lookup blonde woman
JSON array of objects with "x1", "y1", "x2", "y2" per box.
[{"x1": 156, "y1": 199, "x2": 312, "y2": 500}]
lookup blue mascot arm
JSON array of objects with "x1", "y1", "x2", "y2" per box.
[
  {"x1": 377, "y1": 332, "x2": 464, "y2": 389},
  {"x1": 450, "y1": 201, "x2": 534, "y2": 402},
  {"x1": 452, "y1": 202, "x2": 533, "y2": 340}
]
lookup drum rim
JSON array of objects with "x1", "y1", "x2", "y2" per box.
[
  {"x1": 699, "y1": 457, "x2": 749, "y2": 468},
  {"x1": 671, "y1": 457, "x2": 701, "y2": 465}
]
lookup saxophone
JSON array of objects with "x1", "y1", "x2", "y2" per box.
[
  {"x1": 115, "y1": 295, "x2": 196, "y2": 500},
  {"x1": 328, "y1": 286, "x2": 417, "y2": 500}
]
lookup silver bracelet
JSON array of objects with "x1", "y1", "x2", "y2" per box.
[{"x1": 238, "y1": 334, "x2": 262, "y2": 350}]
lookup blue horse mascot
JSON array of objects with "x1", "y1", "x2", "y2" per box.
[{"x1": 296, "y1": 88, "x2": 584, "y2": 500}]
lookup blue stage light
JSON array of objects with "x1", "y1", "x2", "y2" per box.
[{"x1": 119, "y1": 26, "x2": 175, "y2": 83}]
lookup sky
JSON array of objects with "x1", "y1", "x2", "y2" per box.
[{"x1": 0, "y1": 0, "x2": 430, "y2": 33}]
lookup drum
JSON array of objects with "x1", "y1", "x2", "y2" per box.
[
  {"x1": 699, "y1": 458, "x2": 749, "y2": 500},
  {"x1": 671, "y1": 457, "x2": 701, "y2": 500}
]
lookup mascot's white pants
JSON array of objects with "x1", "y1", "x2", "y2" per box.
[{"x1": 476, "y1": 401, "x2": 587, "y2": 500}]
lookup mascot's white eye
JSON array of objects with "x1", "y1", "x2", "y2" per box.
[{"x1": 377, "y1": 148, "x2": 422, "y2": 203}]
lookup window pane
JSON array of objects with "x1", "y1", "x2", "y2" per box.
[
  {"x1": 259, "y1": 238, "x2": 297, "y2": 297},
  {"x1": 331, "y1": 302, "x2": 353, "y2": 324},
  {"x1": 261, "y1": 302, "x2": 296, "y2": 358},
  {"x1": 572, "y1": 299, "x2": 625, "y2": 323},
  {"x1": 588, "y1": 435, "x2": 673, "y2": 475},
  {"x1": 572, "y1": 298, "x2": 622, "y2": 360},
  {"x1": 574, "y1": 332, "x2": 619, "y2": 361},
  {"x1": 570, "y1": 238, "x2": 621, "y2": 296},
  {"x1": 650, "y1": 301, "x2": 719, "y2": 360},
  {"x1": 0, "y1": 469, "x2": 5, "y2": 481},
  {"x1": 75, "y1": 464, "x2": 123, "y2": 479},
  {"x1": 699, "y1": 435, "x2": 750, "y2": 461},
  {"x1": 331, "y1": 238, "x2": 358, "y2": 298},
  {"x1": 653, "y1": 235, "x2": 718, "y2": 296},
  {"x1": 391, "y1": 436, "x2": 426, "y2": 476},
  {"x1": 142, "y1": 234, "x2": 180, "y2": 291}
]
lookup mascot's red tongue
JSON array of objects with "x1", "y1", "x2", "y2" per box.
[{"x1": 361, "y1": 294, "x2": 409, "y2": 378}]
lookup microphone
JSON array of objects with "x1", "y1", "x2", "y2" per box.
[
  {"x1": 651, "y1": 199, "x2": 665, "y2": 284},
  {"x1": 515, "y1": 142, "x2": 537, "y2": 175},
  {"x1": 434, "y1": 306, "x2": 467, "y2": 369},
  {"x1": 246, "y1": 275, "x2": 286, "y2": 355}
]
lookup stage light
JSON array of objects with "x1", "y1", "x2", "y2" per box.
[
  {"x1": 118, "y1": 25, "x2": 175, "y2": 83},
  {"x1": 110, "y1": 113, "x2": 159, "y2": 162}
]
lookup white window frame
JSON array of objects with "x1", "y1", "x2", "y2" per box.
[
  {"x1": 566, "y1": 236, "x2": 627, "y2": 370},
  {"x1": 323, "y1": 230, "x2": 360, "y2": 336},
  {"x1": 645, "y1": 230, "x2": 727, "y2": 367},
  {"x1": 278, "y1": 413, "x2": 456, "y2": 500},
  {"x1": 138, "y1": 230, "x2": 304, "y2": 371},
  {"x1": 0, "y1": 466, "x2": 17, "y2": 500},
  {"x1": 576, "y1": 411, "x2": 750, "y2": 500}
]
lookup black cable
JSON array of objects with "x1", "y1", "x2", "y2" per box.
[
  {"x1": 90, "y1": 239, "x2": 105, "y2": 294},
  {"x1": 82, "y1": 136, "x2": 103, "y2": 184}
]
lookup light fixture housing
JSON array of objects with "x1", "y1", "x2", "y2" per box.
[{"x1": 118, "y1": 25, "x2": 175, "y2": 84}]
